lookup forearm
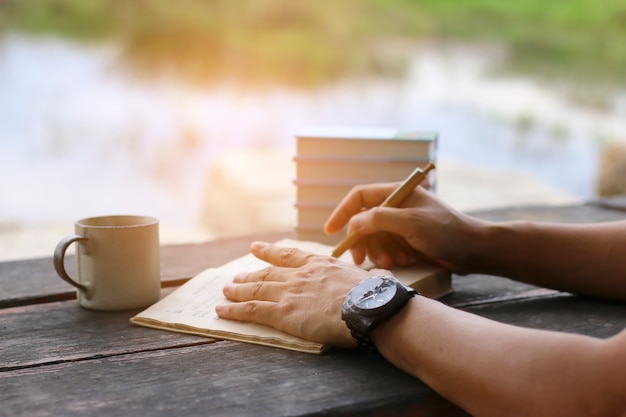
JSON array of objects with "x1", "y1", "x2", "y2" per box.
[
  {"x1": 372, "y1": 297, "x2": 626, "y2": 417},
  {"x1": 464, "y1": 220, "x2": 626, "y2": 300}
]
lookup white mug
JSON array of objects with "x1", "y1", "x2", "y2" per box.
[{"x1": 54, "y1": 215, "x2": 161, "y2": 311}]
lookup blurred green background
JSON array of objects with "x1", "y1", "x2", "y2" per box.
[{"x1": 2, "y1": 0, "x2": 625, "y2": 92}]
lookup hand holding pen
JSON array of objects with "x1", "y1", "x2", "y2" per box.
[{"x1": 331, "y1": 162, "x2": 436, "y2": 258}]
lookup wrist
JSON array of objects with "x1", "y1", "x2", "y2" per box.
[
  {"x1": 370, "y1": 295, "x2": 451, "y2": 376},
  {"x1": 463, "y1": 219, "x2": 531, "y2": 275},
  {"x1": 369, "y1": 296, "x2": 423, "y2": 364},
  {"x1": 341, "y1": 276, "x2": 417, "y2": 356},
  {"x1": 445, "y1": 216, "x2": 494, "y2": 274}
]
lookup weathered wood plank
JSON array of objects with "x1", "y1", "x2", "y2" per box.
[
  {"x1": 0, "y1": 204, "x2": 626, "y2": 308},
  {"x1": 1, "y1": 295, "x2": 621, "y2": 417},
  {"x1": 0, "y1": 299, "x2": 212, "y2": 371},
  {"x1": 0, "y1": 343, "x2": 469, "y2": 417},
  {"x1": 0, "y1": 272, "x2": 595, "y2": 372},
  {"x1": 586, "y1": 195, "x2": 626, "y2": 212},
  {"x1": 0, "y1": 202, "x2": 626, "y2": 308},
  {"x1": 2, "y1": 203, "x2": 625, "y2": 309},
  {"x1": 0, "y1": 231, "x2": 291, "y2": 308},
  {"x1": 2, "y1": 202, "x2": 624, "y2": 417},
  {"x1": 158, "y1": 231, "x2": 292, "y2": 286},
  {"x1": 462, "y1": 294, "x2": 626, "y2": 338},
  {"x1": 443, "y1": 274, "x2": 557, "y2": 307},
  {"x1": 2, "y1": 286, "x2": 623, "y2": 372}
]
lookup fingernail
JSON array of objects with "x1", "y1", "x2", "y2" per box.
[
  {"x1": 250, "y1": 241, "x2": 268, "y2": 251},
  {"x1": 232, "y1": 273, "x2": 246, "y2": 282}
]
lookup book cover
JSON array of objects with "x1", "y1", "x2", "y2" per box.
[{"x1": 295, "y1": 126, "x2": 437, "y2": 160}]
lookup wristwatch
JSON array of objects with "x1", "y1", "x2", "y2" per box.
[{"x1": 342, "y1": 275, "x2": 418, "y2": 356}]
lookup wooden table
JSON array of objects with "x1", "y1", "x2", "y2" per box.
[{"x1": 2, "y1": 199, "x2": 626, "y2": 417}]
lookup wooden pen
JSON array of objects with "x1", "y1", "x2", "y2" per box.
[{"x1": 331, "y1": 161, "x2": 436, "y2": 258}]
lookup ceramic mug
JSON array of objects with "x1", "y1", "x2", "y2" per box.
[{"x1": 53, "y1": 215, "x2": 161, "y2": 311}]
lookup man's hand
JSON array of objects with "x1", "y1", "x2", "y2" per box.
[{"x1": 215, "y1": 241, "x2": 386, "y2": 349}]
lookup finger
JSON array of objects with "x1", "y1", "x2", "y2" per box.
[
  {"x1": 223, "y1": 281, "x2": 283, "y2": 303},
  {"x1": 250, "y1": 241, "x2": 316, "y2": 269},
  {"x1": 376, "y1": 234, "x2": 412, "y2": 267},
  {"x1": 232, "y1": 266, "x2": 286, "y2": 283},
  {"x1": 349, "y1": 240, "x2": 367, "y2": 265},
  {"x1": 324, "y1": 183, "x2": 398, "y2": 235},
  {"x1": 361, "y1": 233, "x2": 395, "y2": 270},
  {"x1": 394, "y1": 250, "x2": 410, "y2": 267},
  {"x1": 215, "y1": 300, "x2": 277, "y2": 327}
]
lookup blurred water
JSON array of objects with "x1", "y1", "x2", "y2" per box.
[{"x1": 1, "y1": 35, "x2": 625, "y2": 235}]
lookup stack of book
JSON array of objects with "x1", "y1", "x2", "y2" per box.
[{"x1": 294, "y1": 126, "x2": 438, "y2": 245}]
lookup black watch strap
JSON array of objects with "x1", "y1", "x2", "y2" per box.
[
  {"x1": 343, "y1": 276, "x2": 418, "y2": 357},
  {"x1": 350, "y1": 330, "x2": 383, "y2": 357}
]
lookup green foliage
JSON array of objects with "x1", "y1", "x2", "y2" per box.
[
  {"x1": 1, "y1": 0, "x2": 625, "y2": 87},
  {"x1": 0, "y1": 0, "x2": 115, "y2": 39},
  {"x1": 404, "y1": 0, "x2": 626, "y2": 85}
]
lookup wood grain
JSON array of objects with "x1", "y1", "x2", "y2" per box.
[
  {"x1": 1, "y1": 340, "x2": 469, "y2": 417},
  {"x1": 0, "y1": 231, "x2": 292, "y2": 308},
  {"x1": 1, "y1": 202, "x2": 625, "y2": 417}
]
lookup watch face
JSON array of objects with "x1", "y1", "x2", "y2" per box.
[{"x1": 352, "y1": 277, "x2": 398, "y2": 311}]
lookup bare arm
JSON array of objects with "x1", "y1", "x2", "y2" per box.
[
  {"x1": 466, "y1": 220, "x2": 626, "y2": 300},
  {"x1": 216, "y1": 243, "x2": 626, "y2": 417},
  {"x1": 325, "y1": 184, "x2": 626, "y2": 300},
  {"x1": 373, "y1": 296, "x2": 626, "y2": 417}
]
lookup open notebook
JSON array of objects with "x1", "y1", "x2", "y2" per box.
[{"x1": 130, "y1": 239, "x2": 452, "y2": 354}]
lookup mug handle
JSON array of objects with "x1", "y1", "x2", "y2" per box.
[{"x1": 53, "y1": 235, "x2": 89, "y2": 294}]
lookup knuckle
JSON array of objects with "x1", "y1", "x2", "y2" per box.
[
  {"x1": 259, "y1": 266, "x2": 273, "y2": 281},
  {"x1": 301, "y1": 251, "x2": 319, "y2": 264},
  {"x1": 250, "y1": 281, "x2": 264, "y2": 298},
  {"x1": 370, "y1": 206, "x2": 384, "y2": 221},
  {"x1": 351, "y1": 184, "x2": 367, "y2": 196},
  {"x1": 242, "y1": 301, "x2": 259, "y2": 316},
  {"x1": 278, "y1": 299, "x2": 296, "y2": 315},
  {"x1": 279, "y1": 247, "x2": 298, "y2": 264}
]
